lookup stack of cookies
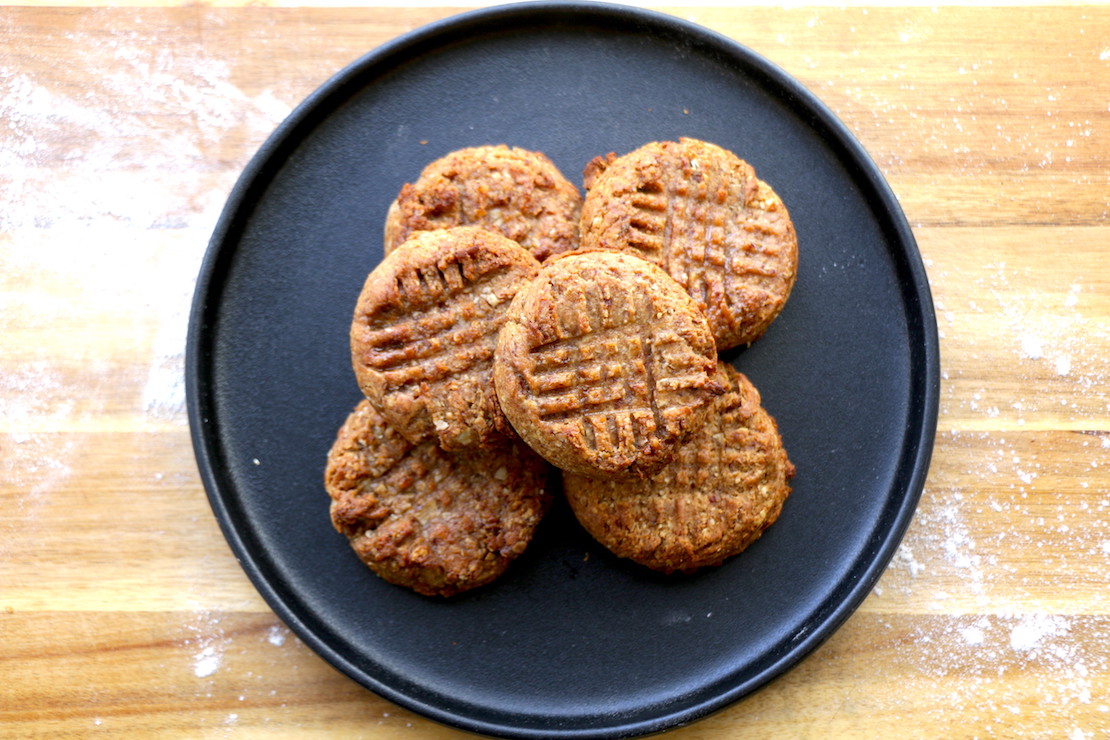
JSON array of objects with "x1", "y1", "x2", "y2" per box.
[{"x1": 324, "y1": 140, "x2": 796, "y2": 597}]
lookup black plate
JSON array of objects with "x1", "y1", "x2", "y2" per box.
[{"x1": 186, "y1": 3, "x2": 939, "y2": 738}]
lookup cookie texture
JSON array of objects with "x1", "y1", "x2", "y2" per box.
[
  {"x1": 385, "y1": 145, "x2": 582, "y2": 262},
  {"x1": 580, "y1": 137, "x2": 798, "y2": 350},
  {"x1": 325, "y1": 399, "x2": 553, "y2": 597},
  {"x1": 563, "y1": 363, "x2": 795, "y2": 574},
  {"x1": 494, "y1": 250, "x2": 723, "y2": 480},
  {"x1": 351, "y1": 226, "x2": 540, "y2": 450}
]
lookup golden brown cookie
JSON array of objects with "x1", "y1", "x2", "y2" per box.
[
  {"x1": 580, "y1": 137, "x2": 798, "y2": 350},
  {"x1": 563, "y1": 363, "x2": 795, "y2": 574},
  {"x1": 384, "y1": 145, "x2": 582, "y2": 262},
  {"x1": 325, "y1": 399, "x2": 553, "y2": 597},
  {"x1": 351, "y1": 226, "x2": 540, "y2": 450},
  {"x1": 493, "y1": 250, "x2": 723, "y2": 480}
]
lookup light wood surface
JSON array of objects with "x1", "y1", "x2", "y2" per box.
[{"x1": 3, "y1": 3, "x2": 1108, "y2": 738}]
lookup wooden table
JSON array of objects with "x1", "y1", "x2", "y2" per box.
[{"x1": 3, "y1": 3, "x2": 1108, "y2": 737}]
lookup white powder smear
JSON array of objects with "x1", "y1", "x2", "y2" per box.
[
  {"x1": 1054, "y1": 354, "x2": 1072, "y2": 376},
  {"x1": 182, "y1": 608, "x2": 229, "y2": 683},
  {"x1": 3, "y1": 21, "x2": 292, "y2": 437},
  {"x1": 1, "y1": 32, "x2": 292, "y2": 232},
  {"x1": 266, "y1": 624, "x2": 288, "y2": 647},
  {"x1": 960, "y1": 624, "x2": 985, "y2": 646},
  {"x1": 140, "y1": 241, "x2": 207, "y2": 424},
  {"x1": 0, "y1": 363, "x2": 78, "y2": 559},
  {"x1": 891, "y1": 543, "x2": 926, "y2": 577},
  {"x1": 194, "y1": 645, "x2": 221, "y2": 678},
  {"x1": 868, "y1": 419, "x2": 1110, "y2": 733},
  {"x1": 925, "y1": 235, "x2": 1107, "y2": 429},
  {"x1": 1010, "y1": 613, "x2": 1065, "y2": 652},
  {"x1": 1020, "y1": 334, "x2": 1044, "y2": 360}
]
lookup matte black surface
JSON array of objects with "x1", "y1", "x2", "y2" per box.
[{"x1": 186, "y1": 3, "x2": 939, "y2": 738}]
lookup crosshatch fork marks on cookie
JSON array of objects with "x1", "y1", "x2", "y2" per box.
[
  {"x1": 358, "y1": 262, "x2": 518, "y2": 388},
  {"x1": 627, "y1": 173, "x2": 790, "y2": 318},
  {"x1": 526, "y1": 317, "x2": 713, "y2": 455}
]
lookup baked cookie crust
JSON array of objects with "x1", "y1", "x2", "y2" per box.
[
  {"x1": 580, "y1": 137, "x2": 798, "y2": 350},
  {"x1": 563, "y1": 363, "x2": 795, "y2": 574},
  {"x1": 351, "y1": 226, "x2": 540, "y2": 450},
  {"x1": 385, "y1": 144, "x2": 581, "y2": 262},
  {"x1": 494, "y1": 250, "x2": 723, "y2": 479},
  {"x1": 325, "y1": 399, "x2": 553, "y2": 597}
]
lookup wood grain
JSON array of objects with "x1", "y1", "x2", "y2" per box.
[{"x1": 2, "y1": 4, "x2": 1108, "y2": 738}]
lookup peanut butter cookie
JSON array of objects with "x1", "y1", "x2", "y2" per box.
[
  {"x1": 493, "y1": 250, "x2": 723, "y2": 479},
  {"x1": 325, "y1": 399, "x2": 553, "y2": 597},
  {"x1": 563, "y1": 363, "x2": 794, "y2": 574},
  {"x1": 580, "y1": 138, "x2": 798, "y2": 350},
  {"x1": 351, "y1": 226, "x2": 540, "y2": 450},
  {"x1": 385, "y1": 145, "x2": 581, "y2": 262}
]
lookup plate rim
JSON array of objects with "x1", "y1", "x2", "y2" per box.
[{"x1": 185, "y1": 2, "x2": 941, "y2": 738}]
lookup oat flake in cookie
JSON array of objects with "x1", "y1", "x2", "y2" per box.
[
  {"x1": 563, "y1": 363, "x2": 795, "y2": 574},
  {"x1": 494, "y1": 250, "x2": 723, "y2": 480},
  {"x1": 384, "y1": 145, "x2": 582, "y2": 262},
  {"x1": 325, "y1": 399, "x2": 553, "y2": 598},
  {"x1": 580, "y1": 137, "x2": 798, "y2": 350},
  {"x1": 351, "y1": 226, "x2": 540, "y2": 450}
]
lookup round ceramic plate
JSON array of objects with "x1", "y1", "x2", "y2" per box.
[{"x1": 186, "y1": 3, "x2": 939, "y2": 738}]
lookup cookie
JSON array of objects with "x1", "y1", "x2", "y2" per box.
[
  {"x1": 325, "y1": 399, "x2": 553, "y2": 597},
  {"x1": 580, "y1": 137, "x2": 798, "y2": 350},
  {"x1": 351, "y1": 226, "x2": 540, "y2": 450},
  {"x1": 563, "y1": 363, "x2": 795, "y2": 574},
  {"x1": 384, "y1": 145, "x2": 582, "y2": 262},
  {"x1": 493, "y1": 250, "x2": 723, "y2": 479}
]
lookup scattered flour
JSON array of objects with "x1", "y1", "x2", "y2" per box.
[
  {"x1": 194, "y1": 645, "x2": 222, "y2": 678},
  {"x1": 891, "y1": 543, "x2": 926, "y2": 577},
  {"x1": 3, "y1": 17, "x2": 293, "y2": 432},
  {"x1": 0, "y1": 363, "x2": 77, "y2": 558},
  {"x1": 182, "y1": 608, "x2": 229, "y2": 683},
  {"x1": 139, "y1": 242, "x2": 206, "y2": 425},
  {"x1": 266, "y1": 624, "x2": 288, "y2": 647},
  {"x1": 1, "y1": 28, "x2": 292, "y2": 231},
  {"x1": 3, "y1": 22, "x2": 304, "y2": 719},
  {"x1": 960, "y1": 624, "x2": 986, "y2": 646},
  {"x1": 1020, "y1": 334, "x2": 1044, "y2": 360},
  {"x1": 1009, "y1": 613, "x2": 1066, "y2": 652},
  {"x1": 1055, "y1": 354, "x2": 1073, "y2": 377},
  {"x1": 871, "y1": 419, "x2": 1110, "y2": 735}
]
